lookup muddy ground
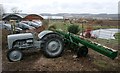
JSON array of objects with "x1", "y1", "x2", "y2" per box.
[{"x1": 1, "y1": 29, "x2": 120, "y2": 71}]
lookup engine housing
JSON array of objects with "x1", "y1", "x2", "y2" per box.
[{"x1": 7, "y1": 33, "x2": 33, "y2": 49}]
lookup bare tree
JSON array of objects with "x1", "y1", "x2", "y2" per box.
[{"x1": 11, "y1": 7, "x2": 22, "y2": 13}]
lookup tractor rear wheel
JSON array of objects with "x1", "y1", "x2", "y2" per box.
[{"x1": 41, "y1": 34, "x2": 64, "y2": 58}]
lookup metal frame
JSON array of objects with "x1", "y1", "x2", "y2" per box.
[{"x1": 55, "y1": 30, "x2": 118, "y2": 59}]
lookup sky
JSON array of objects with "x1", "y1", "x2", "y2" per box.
[{"x1": 1, "y1": 0, "x2": 119, "y2": 14}]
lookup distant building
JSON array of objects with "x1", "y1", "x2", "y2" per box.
[
  {"x1": 2, "y1": 13, "x2": 44, "y2": 22},
  {"x1": 23, "y1": 14, "x2": 44, "y2": 21},
  {"x1": 2, "y1": 13, "x2": 25, "y2": 22},
  {"x1": 42, "y1": 16, "x2": 63, "y2": 20}
]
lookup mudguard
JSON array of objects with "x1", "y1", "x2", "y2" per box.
[{"x1": 38, "y1": 30, "x2": 54, "y2": 39}]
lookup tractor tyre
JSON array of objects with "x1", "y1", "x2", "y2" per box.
[
  {"x1": 41, "y1": 34, "x2": 64, "y2": 58},
  {"x1": 7, "y1": 49, "x2": 23, "y2": 62},
  {"x1": 77, "y1": 46, "x2": 88, "y2": 57}
]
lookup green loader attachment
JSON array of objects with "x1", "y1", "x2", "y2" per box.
[{"x1": 55, "y1": 30, "x2": 118, "y2": 59}]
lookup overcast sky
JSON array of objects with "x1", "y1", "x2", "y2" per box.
[{"x1": 1, "y1": 0, "x2": 119, "y2": 14}]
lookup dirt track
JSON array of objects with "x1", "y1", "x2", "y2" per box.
[{"x1": 2, "y1": 48, "x2": 120, "y2": 71}]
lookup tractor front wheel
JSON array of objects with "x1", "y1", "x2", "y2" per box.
[{"x1": 7, "y1": 49, "x2": 23, "y2": 62}]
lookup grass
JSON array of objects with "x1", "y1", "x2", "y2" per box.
[
  {"x1": 48, "y1": 21, "x2": 73, "y2": 32},
  {"x1": 114, "y1": 32, "x2": 120, "y2": 40},
  {"x1": 92, "y1": 25, "x2": 118, "y2": 30},
  {"x1": 92, "y1": 59, "x2": 118, "y2": 70},
  {"x1": 93, "y1": 60, "x2": 107, "y2": 68},
  {"x1": 91, "y1": 38, "x2": 118, "y2": 44},
  {"x1": 48, "y1": 20, "x2": 118, "y2": 32}
]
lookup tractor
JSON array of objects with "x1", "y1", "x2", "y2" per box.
[{"x1": 7, "y1": 29, "x2": 118, "y2": 62}]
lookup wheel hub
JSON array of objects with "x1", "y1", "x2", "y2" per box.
[
  {"x1": 9, "y1": 50, "x2": 22, "y2": 61},
  {"x1": 48, "y1": 41, "x2": 59, "y2": 52}
]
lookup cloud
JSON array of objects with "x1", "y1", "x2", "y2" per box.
[{"x1": 1, "y1": 0, "x2": 119, "y2": 14}]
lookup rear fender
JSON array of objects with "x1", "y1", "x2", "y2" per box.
[
  {"x1": 38, "y1": 30, "x2": 54, "y2": 39},
  {"x1": 38, "y1": 30, "x2": 62, "y2": 40}
]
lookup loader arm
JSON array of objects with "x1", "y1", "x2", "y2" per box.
[{"x1": 54, "y1": 30, "x2": 118, "y2": 59}]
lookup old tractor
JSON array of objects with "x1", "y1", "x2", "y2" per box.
[{"x1": 7, "y1": 29, "x2": 118, "y2": 62}]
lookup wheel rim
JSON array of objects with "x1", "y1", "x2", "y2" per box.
[
  {"x1": 9, "y1": 50, "x2": 22, "y2": 61},
  {"x1": 46, "y1": 39, "x2": 62, "y2": 55},
  {"x1": 48, "y1": 41, "x2": 59, "y2": 51}
]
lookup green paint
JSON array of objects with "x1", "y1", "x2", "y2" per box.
[{"x1": 55, "y1": 30, "x2": 118, "y2": 59}]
